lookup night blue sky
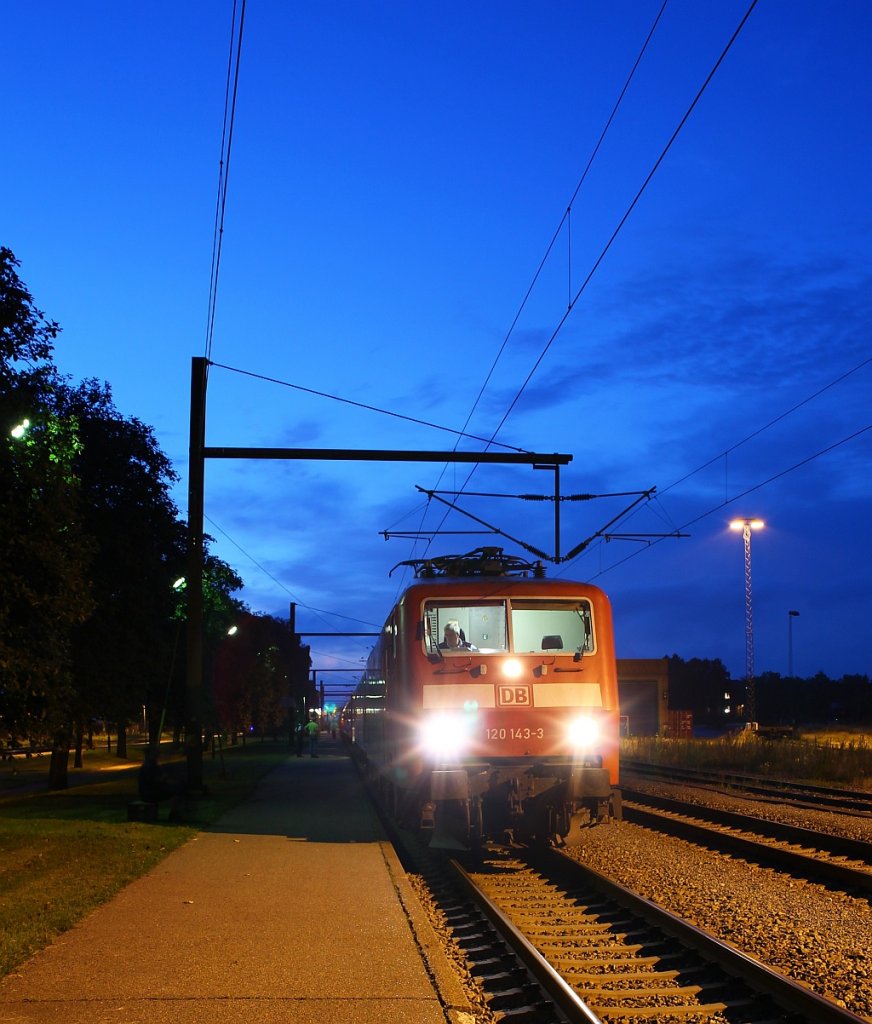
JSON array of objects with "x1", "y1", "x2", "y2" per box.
[{"x1": 4, "y1": 1, "x2": 870, "y2": 701}]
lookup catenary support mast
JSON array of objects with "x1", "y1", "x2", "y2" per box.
[{"x1": 185, "y1": 356, "x2": 571, "y2": 787}]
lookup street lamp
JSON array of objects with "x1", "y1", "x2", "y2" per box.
[
  {"x1": 157, "y1": 579, "x2": 187, "y2": 740},
  {"x1": 729, "y1": 518, "x2": 765, "y2": 722},
  {"x1": 788, "y1": 609, "x2": 800, "y2": 677}
]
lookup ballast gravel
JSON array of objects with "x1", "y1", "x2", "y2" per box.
[
  {"x1": 408, "y1": 781, "x2": 872, "y2": 1023},
  {"x1": 566, "y1": 821, "x2": 871, "y2": 1021},
  {"x1": 623, "y1": 772, "x2": 872, "y2": 843}
]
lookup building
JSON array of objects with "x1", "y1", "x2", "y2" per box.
[{"x1": 616, "y1": 658, "x2": 669, "y2": 737}]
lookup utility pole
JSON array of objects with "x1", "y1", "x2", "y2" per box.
[
  {"x1": 185, "y1": 357, "x2": 207, "y2": 790},
  {"x1": 788, "y1": 609, "x2": 800, "y2": 677}
]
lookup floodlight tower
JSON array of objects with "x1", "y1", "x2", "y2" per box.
[{"x1": 729, "y1": 518, "x2": 764, "y2": 722}]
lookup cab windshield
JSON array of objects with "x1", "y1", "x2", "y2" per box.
[
  {"x1": 423, "y1": 598, "x2": 594, "y2": 655},
  {"x1": 510, "y1": 599, "x2": 593, "y2": 655}
]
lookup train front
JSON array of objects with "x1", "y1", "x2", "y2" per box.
[{"x1": 391, "y1": 554, "x2": 621, "y2": 848}]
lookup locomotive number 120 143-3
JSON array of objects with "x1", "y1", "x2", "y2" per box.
[{"x1": 486, "y1": 727, "x2": 545, "y2": 740}]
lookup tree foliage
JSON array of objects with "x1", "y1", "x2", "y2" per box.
[
  {"x1": 0, "y1": 246, "x2": 59, "y2": 375},
  {"x1": 60, "y1": 378, "x2": 187, "y2": 757},
  {"x1": 666, "y1": 655, "x2": 732, "y2": 726},
  {"x1": 2, "y1": 248, "x2": 306, "y2": 783},
  {"x1": 667, "y1": 655, "x2": 871, "y2": 728},
  {"x1": 755, "y1": 670, "x2": 872, "y2": 726},
  {"x1": 1, "y1": 250, "x2": 93, "y2": 743},
  {"x1": 213, "y1": 611, "x2": 299, "y2": 741}
]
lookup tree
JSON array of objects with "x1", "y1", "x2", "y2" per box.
[
  {"x1": 667, "y1": 655, "x2": 733, "y2": 727},
  {"x1": 0, "y1": 246, "x2": 58, "y2": 374},
  {"x1": 247, "y1": 614, "x2": 294, "y2": 739},
  {"x1": 3, "y1": 251, "x2": 202, "y2": 787},
  {"x1": 836, "y1": 675, "x2": 872, "y2": 724},
  {"x1": 61, "y1": 380, "x2": 185, "y2": 764},
  {"x1": 212, "y1": 612, "x2": 292, "y2": 742},
  {"x1": 194, "y1": 550, "x2": 246, "y2": 743},
  {"x1": 1, "y1": 249, "x2": 94, "y2": 754},
  {"x1": 1, "y1": 250, "x2": 263, "y2": 785}
]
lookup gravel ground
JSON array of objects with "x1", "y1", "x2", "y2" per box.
[
  {"x1": 622, "y1": 771, "x2": 872, "y2": 843},
  {"x1": 407, "y1": 782, "x2": 872, "y2": 1023},
  {"x1": 566, "y1": 821, "x2": 871, "y2": 1021},
  {"x1": 406, "y1": 874, "x2": 500, "y2": 1024}
]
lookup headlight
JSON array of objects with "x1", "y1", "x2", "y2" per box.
[
  {"x1": 502, "y1": 658, "x2": 523, "y2": 679},
  {"x1": 568, "y1": 715, "x2": 599, "y2": 748},
  {"x1": 419, "y1": 712, "x2": 472, "y2": 761}
]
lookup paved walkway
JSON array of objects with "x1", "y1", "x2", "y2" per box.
[{"x1": 0, "y1": 741, "x2": 476, "y2": 1024}]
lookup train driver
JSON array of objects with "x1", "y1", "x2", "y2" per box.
[{"x1": 438, "y1": 620, "x2": 477, "y2": 651}]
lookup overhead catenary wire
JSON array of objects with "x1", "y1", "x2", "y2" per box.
[
  {"x1": 208, "y1": 361, "x2": 528, "y2": 453},
  {"x1": 204, "y1": 0, "x2": 247, "y2": 365},
  {"x1": 206, "y1": 511, "x2": 379, "y2": 673},
  {"x1": 196, "y1": 3, "x2": 369, "y2": 659},
  {"x1": 659, "y1": 354, "x2": 872, "y2": 498},
  {"x1": 563, "y1": 421, "x2": 872, "y2": 582},
  {"x1": 486, "y1": 0, "x2": 761, "y2": 450},
  {"x1": 201, "y1": 1, "x2": 758, "y2": 620},
  {"x1": 204, "y1": 513, "x2": 381, "y2": 631},
  {"x1": 406, "y1": 0, "x2": 759, "y2": 568},
  {"x1": 565, "y1": 353, "x2": 872, "y2": 565},
  {"x1": 447, "y1": 0, "x2": 671, "y2": 462},
  {"x1": 199, "y1": 0, "x2": 860, "y2": 649},
  {"x1": 226, "y1": 345, "x2": 868, "y2": 625},
  {"x1": 400, "y1": 1, "x2": 671, "y2": 574}
]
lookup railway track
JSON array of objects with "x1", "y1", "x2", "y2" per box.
[
  {"x1": 366, "y1": 757, "x2": 871, "y2": 1021},
  {"x1": 622, "y1": 760, "x2": 872, "y2": 815},
  {"x1": 389, "y1": 801, "x2": 869, "y2": 1024},
  {"x1": 619, "y1": 788, "x2": 872, "y2": 894},
  {"x1": 450, "y1": 844, "x2": 868, "y2": 1023}
]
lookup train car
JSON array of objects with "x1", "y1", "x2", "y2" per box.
[{"x1": 342, "y1": 547, "x2": 621, "y2": 848}]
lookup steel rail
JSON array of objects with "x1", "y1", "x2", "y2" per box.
[
  {"x1": 621, "y1": 787, "x2": 872, "y2": 862},
  {"x1": 448, "y1": 857, "x2": 604, "y2": 1024},
  {"x1": 622, "y1": 801, "x2": 872, "y2": 893},
  {"x1": 622, "y1": 760, "x2": 872, "y2": 812},
  {"x1": 360, "y1": 754, "x2": 867, "y2": 1023},
  {"x1": 359, "y1": 763, "x2": 597, "y2": 1022},
  {"x1": 537, "y1": 846, "x2": 870, "y2": 1024}
]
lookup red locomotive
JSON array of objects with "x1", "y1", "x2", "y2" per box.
[{"x1": 342, "y1": 548, "x2": 621, "y2": 848}]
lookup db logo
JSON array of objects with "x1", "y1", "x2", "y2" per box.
[{"x1": 498, "y1": 685, "x2": 532, "y2": 707}]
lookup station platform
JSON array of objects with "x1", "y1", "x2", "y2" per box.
[{"x1": 0, "y1": 739, "x2": 476, "y2": 1024}]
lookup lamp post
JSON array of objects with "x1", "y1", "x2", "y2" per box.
[
  {"x1": 156, "y1": 576, "x2": 187, "y2": 743},
  {"x1": 788, "y1": 609, "x2": 800, "y2": 677},
  {"x1": 729, "y1": 518, "x2": 764, "y2": 722}
]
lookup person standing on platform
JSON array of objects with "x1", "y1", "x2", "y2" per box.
[{"x1": 304, "y1": 715, "x2": 320, "y2": 757}]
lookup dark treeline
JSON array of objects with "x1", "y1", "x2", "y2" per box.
[
  {"x1": 1, "y1": 248, "x2": 312, "y2": 788},
  {"x1": 667, "y1": 655, "x2": 871, "y2": 728}
]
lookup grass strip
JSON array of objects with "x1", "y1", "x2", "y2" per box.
[{"x1": 0, "y1": 740, "x2": 292, "y2": 978}]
